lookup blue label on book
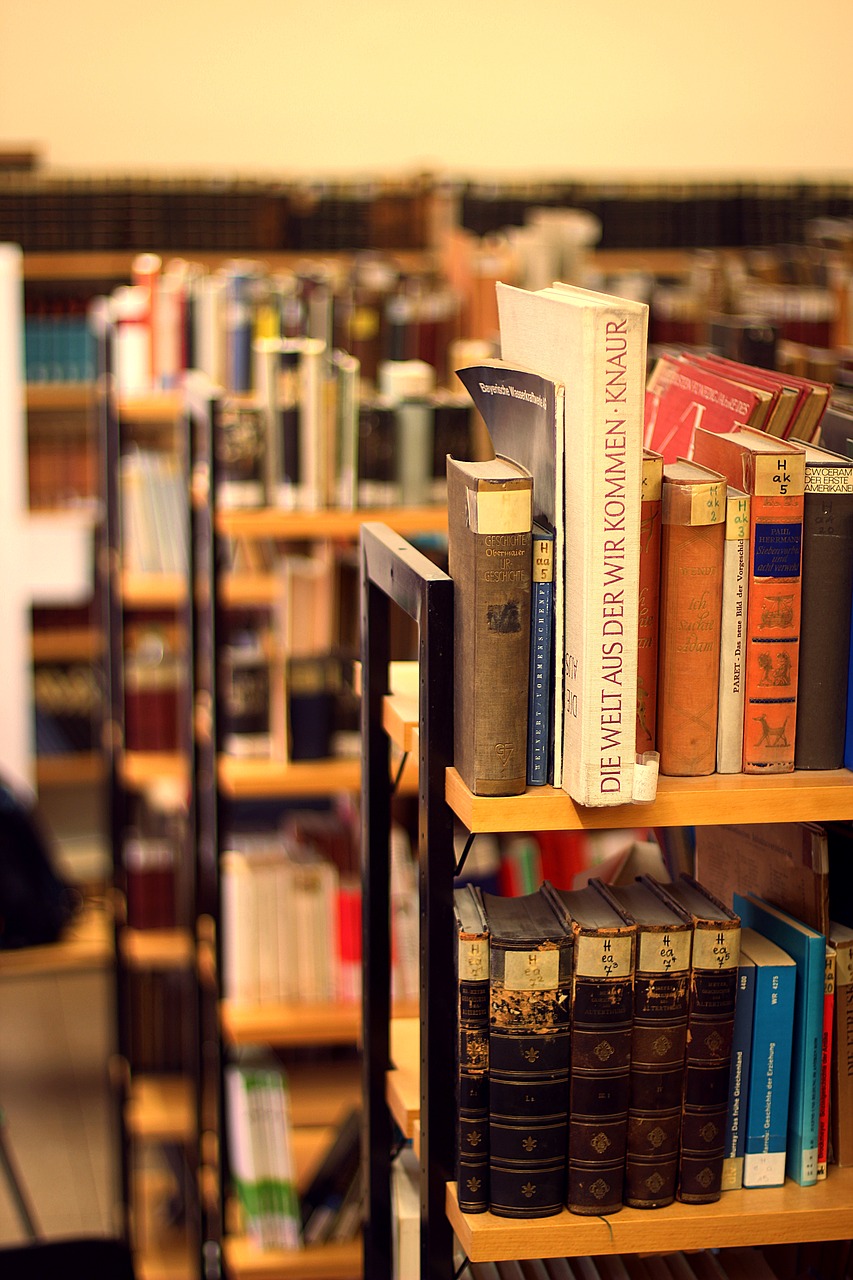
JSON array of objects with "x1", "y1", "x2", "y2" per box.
[{"x1": 752, "y1": 523, "x2": 802, "y2": 578}]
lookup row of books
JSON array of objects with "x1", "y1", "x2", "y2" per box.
[
  {"x1": 454, "y1": 866, "x2": 852, "y2": 1222},
  {"x1": 24, "y1": 296, "x2": 97, "y2": 383},
  {"x1": 449, "y1": 1247, "x2": 848, "y2": 1280},
  {"x1": 220, "y1": 824, "x2": 419, "y2": 1007},
  {"x1": 33, "y1": 662, "x2": 100, "y2": 754},
  {"x1": 28, "y1": 428, "x2": 98, "y2": 512},
  {"x1": 120, "y1": 447, "x2": 188, "y2": 576},
  {"x1": 450, "y1": 282, "x2": 853, "y2": 806},
  {"x1": 225, "y1": 1061, "x2": 363, "y2": 1252}
]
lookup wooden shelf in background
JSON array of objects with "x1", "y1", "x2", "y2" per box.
[
  {"x1": 447, "y1": 1166, "x2": 853, "y2": 1261},
  {"x1": 287, "y1": 1060, "x2": 363, "y2": 1130},
  {"x1": 121, "y1": 570, "x2": 187, "y2": 608},
  {"x1": 221, "y1": 997, "x2": 418, "y2": 1049},
  {"x1": 217, "y1": 756, "x2": 361, "y2": 798},
  {"x1": 23, "y1": 249, "x2": 432, "y2": 282},
  {"x1": 35, "y1": 752, "x2": 105, "y2": 786},
  {"x1": 387, "y1": 1017, "x2": 419, "y2": 1155},
  {"x1": 447, "y1": 767, "x2": 853, "y2": 833},
  {"x1": 125, "y1": 1074, "x2": 195, "y2": 1144},
  {"x1": 120, "y1": 927, "x2": 194, "y2": 971},
  {"x1": 0, "y1": 899, "x2": 113, "y2": 978},
  {"x1": 118, "y1": 392, "x2": 183, "y2": 424},
  {"x1": 120, "y1": 752, "x2": 189, "y2": 791},
  {"x1": 31, "y1": 625, "x2": 103, "y2": 662},
  {"x1": 223, "y1": 1235, "x2": 361, "y2": 1280},
  {"x1": 26, "y1": 382, "x2": 94, "y2": 411},
  {"x1": 217, "y1": 505, "x2": 447, "y2": 542}
]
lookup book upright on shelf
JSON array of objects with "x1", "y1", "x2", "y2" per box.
[
  {"x1": 454, "y1": 883, "x2": 490, "y2": 1214},
  {"x1": 722, "y1": 951, "x2": 756, "y2": 1191},
  {"x1": 637, "y1": 449, "x2": 663, "y2": 757},
  {"x1": 447, "y1": 454, "x2": 533, "y2": 796},
  {"x1": 497, "y1": 281, "x2": 653, "y2": 807},
  {"x1": 716, "y1": 486, "x2": 751, "y2": 773}
]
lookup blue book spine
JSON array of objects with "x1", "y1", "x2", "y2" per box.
[
  {"x1": 734, "y1": 893, "x2": 824, "y2": 1186},
  {"x1": 742, "y1": 945, "x2": 796, "y2": 1187},
  {"x1": 527, "y1": 523, "x2": 554, "y2": 786},
  {"x1": 722, "y1": 956, "x2": 756, "y2": 1190}
]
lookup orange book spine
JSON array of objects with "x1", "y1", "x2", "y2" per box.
[
  {"x1": 741, "y1": 482, "x2": 804, "y2": 773},
  {"x1": 637, "y1": 450, "x2": 663, "y2": 754},
  {"x1": 656, "y1": 464, "x2": 726, "y2": 776}
]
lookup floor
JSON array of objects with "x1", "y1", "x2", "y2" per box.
[{"x1": 0, "y1": 965, "x2": 119, "y2": 1245}]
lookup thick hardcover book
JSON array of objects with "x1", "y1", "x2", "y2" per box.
[
  {"x1": 542, "y1": 879, "x2": 636, "y2": 1216},
  {"x1": 694, "y1": 821, "x2": 830, "y2": 938},
  {"x1": 722, "y1": 953, "x2": 755, "y2": 1191},
  {"x1": 717, "y1": 487, "x2": 751, "y2": 773},
  {"x1": 794, "y1": 442, "x2": 853, "y2": 769},
  {"x1": 733, "y1": 892, "x2": 825, "y2": 1186},
  {"x1": 482, "y1": 888, "x2": 573, "y2": 1219},
  {"x1": 692, "y1": 425, "x2": 806, "y2": 773},
  {"x1": 497, "y1": 281, "x2": 653, "y2": 807},
  {"x1": 608, "y1": 876, "x2": 693, "y2": 1209},
  {"x1": 447, "y1": 455, "x2": 533, "y2": 795},
  {"x1": 829, "y1": 920, "x2": 853, "y2": 1166},
  {"x1": 644, "y1": 351, "x2": 769, "y2": 464},
  {"x1": 637, "y1": 449, "x2": 663, "y2": 756},
  {"x1": 656, "y1": 459, "x2": 726, "y2": 776},
  {"x1": 454, "y1": 884, "x2": 490, "y2": 1213},
  {"x1": 647, "y1": 875, "x2": 741, "y2": 1204},
  {"x1": 528, "y1": 522, "x2": 556, "y2": 785},
  {"x1": 817, "y1": 944, "x2": 836, "y2": 1180},
  {"x1": 457, "y1": 359, "x2": 566, "y2": 787},
  {"x1": 738, "y1": 928, "x2": 796, "y2": 1188}
]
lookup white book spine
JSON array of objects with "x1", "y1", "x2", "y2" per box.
[{"x1": 717, "y1": 491, "x2": 751, "y2": 773}]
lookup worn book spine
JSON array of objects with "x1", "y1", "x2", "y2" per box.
[
  {"x1": 794, "y1": 463, "x2": 853, "y2": 769},
  {"x1": 454, "y1": 884, "x2": 490, "y2": 1213},
  {"x1": 544, "y1": 880, "x2": 636, "y2": 1215},
  {"x1": 656, "y1": 463, "x2": 726, "y2": 776},
  {"x1": 447, "y1": 456, "x2": 533, "y2": 795},
  {"x1": 484, "y1": 890, "x2": 573, "y2": 1219},
  {"x1": 721, "y1": 956, "x2": 755, "y2": 1191},
  {"x1": 637, "y1": 449, "x2": 663, "y2": 756},
  {"x1": 830, "y1": 923, "x2": 853, "y2": 1166},
  {"x1": 528, "y1": 523, "x2": 555, "y2": 785},
  {"x1": 614, "y1": 878, "x2": 693, "y2": 1210},
  {"x1": 716, "y1": 489, "x2": 751, "y2": 774},
  {"x1": 817, "y1": 944, "x2": 836, "y2": 1179}
]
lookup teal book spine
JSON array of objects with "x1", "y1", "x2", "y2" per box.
[
  {"x1": 721, "y1": 956, "x2": 755, "y2": 1191},
  {"x1": 734, "y1": 893, "x2": 824, "y2": 1186},
  {"x1": 742, "y1": 943, "x2": 796, "y2": 1187}
]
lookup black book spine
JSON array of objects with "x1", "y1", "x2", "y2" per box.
[
  {"x1": 566, "y1": 926, "x2": 635, "y2": 1215},
  {"x1": 624, "y1": 923, "x2": 692, "y2": 1209},
  {"x1": 455, "y1": 890, "x2": 490, "y2": 1213},
  {"x1": 488, "y1": 936, "x2": 572, "y2": 1218}
]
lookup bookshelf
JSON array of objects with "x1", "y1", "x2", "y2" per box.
[{"x1": 360, "y1": 520, "x2": 853, "y2": 1280}]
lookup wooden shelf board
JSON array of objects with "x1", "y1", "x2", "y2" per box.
[
  {"x1": 447, "y1": 1167, "x2": 853, "y2": 1260},
  {"x1": 120, "y1": 752, "x2": 189, "y2": 791},
  {"x1": 135, "y1": 1243, "x2": 196, "y2": 1280},
  {"x1": 447, "y1": 766, "x2": 853, "y2": 833},
  {"x1": 35, "y1": 752, "x2": 105, "y2": 786},
  {"x1": 223, "y1": 1235, "x2": 361, "y2": 1280},
  {"x1": 120, "y1": 926, "x2": 195, "y2": 971},
  {"x1": 217, "y1": 756, "x2": 361, "y2": 798},
  {"x1": 217, "y1": 505, "x2": 447, "y2": 542},
  {"x1": 220, "y1": 999, "x2": 361, "y2": 1047},
  {"x1": 120, "y1": 571, "x2": 187, "y2": 608},
  {"x1": 125, "y1": 1074, "x2": 195, "y2": 1143},
  {"x1": 25, "y1": 382, "x2": 94, "y2": 411},
  {"x1": 0, "y1": 899, "x2": 113, "y2": 977},
  {"x1": 23, "y1": 249, "x2": 431, "y2": 282},
  {"x1": 387, "y1": 1017, "x2": 419, "y2": 1154},
  {"x1": 118, "y1": 392, "x2": 183, "y2": 424},
  {"x1": 383, "y1": 693, "x2": 419, "y2": 755},
  {"x1": 287, "y1": 1060, "x2": 363, "y2": 1129}
]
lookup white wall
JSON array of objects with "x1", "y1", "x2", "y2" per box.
[{"x1": 1, "y1": 0, "x2": 852, "y2": 179}]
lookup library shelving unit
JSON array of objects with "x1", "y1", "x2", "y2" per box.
[
  {"x1": 188, "y1": 376, "x2": 442, "y2": 1280},
  {"x1": 359, "y1": 521, "x2": 853, "y2": 1280},
  {"x1": 97, "y1": 338, "x2": 200, "y2": 1280}
]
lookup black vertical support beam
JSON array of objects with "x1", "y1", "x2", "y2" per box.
[{"x1": 361, "y1": 522, "x2": 455, "y2": 1280}]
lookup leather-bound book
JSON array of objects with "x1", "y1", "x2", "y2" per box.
[
  {"x1": 447, "y1": 455, "x2": 533, "y2": 796},
  {"x1": 637, "y1": 449, "x2": 663, "y2": 756},
  {"x1": 692, "y1": 425, "x2": 806, "y2": 773},
  {"x1": 794, "y1": 441, "x2": 853, "y2": 769},
  {"x1": 656, "y1": 459, "x2": 727, "y2": 776},
  {"x1": 646, "y1": 875, "x2": 741, "y2": 1205},
  {"x1": 608, "y1": 877, "x2": 693, "y2": 1209},
  {"x1": 454, "y1": 884, "x2": 490, "y2": 1213},
  {"x1": 482, "y1": 888, "x2": 573, "y2": 1219},
  {"x1": 542, "y1": 879, "x2": 636, "y2": 1216}
]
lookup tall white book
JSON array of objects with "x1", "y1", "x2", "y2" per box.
[
  {"x1": 717, "y1": 486, "x2": 751, "y2": 773},
  {"x1": 497, "y1": 281, "x2": 653, "y2": 807}
]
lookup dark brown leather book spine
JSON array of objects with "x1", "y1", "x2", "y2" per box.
[
  {"x1": 483, "y1": 890, "x2": 572, "y2": 1219},
  {"x1": 637, "y1": 449, "x2": 663, "y2": 755},
  {"x1": 447, "y1": 456, "x2": 533, "y2": 796},
  {"x1": 795, "y1": 480, "x2": 853, "y2": 768},
  {"x1": 648, "y1": 875, "x2": 741, "y2": 1205},
  {"x1": 454, "y1": 885, "x2": 490, "y2": 1213}
]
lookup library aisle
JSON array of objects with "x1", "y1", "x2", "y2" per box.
[{"x1": 0, "y1": 965, "x2": 118, "y2": 1243}]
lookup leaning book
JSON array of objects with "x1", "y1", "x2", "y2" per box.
[{"x1": 497, "y1": 281, "x2": 655, "y2": 807}]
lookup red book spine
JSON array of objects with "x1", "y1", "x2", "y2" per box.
[{"x1": 637, "y1": 450, "x2": 663, "y2": 755}]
